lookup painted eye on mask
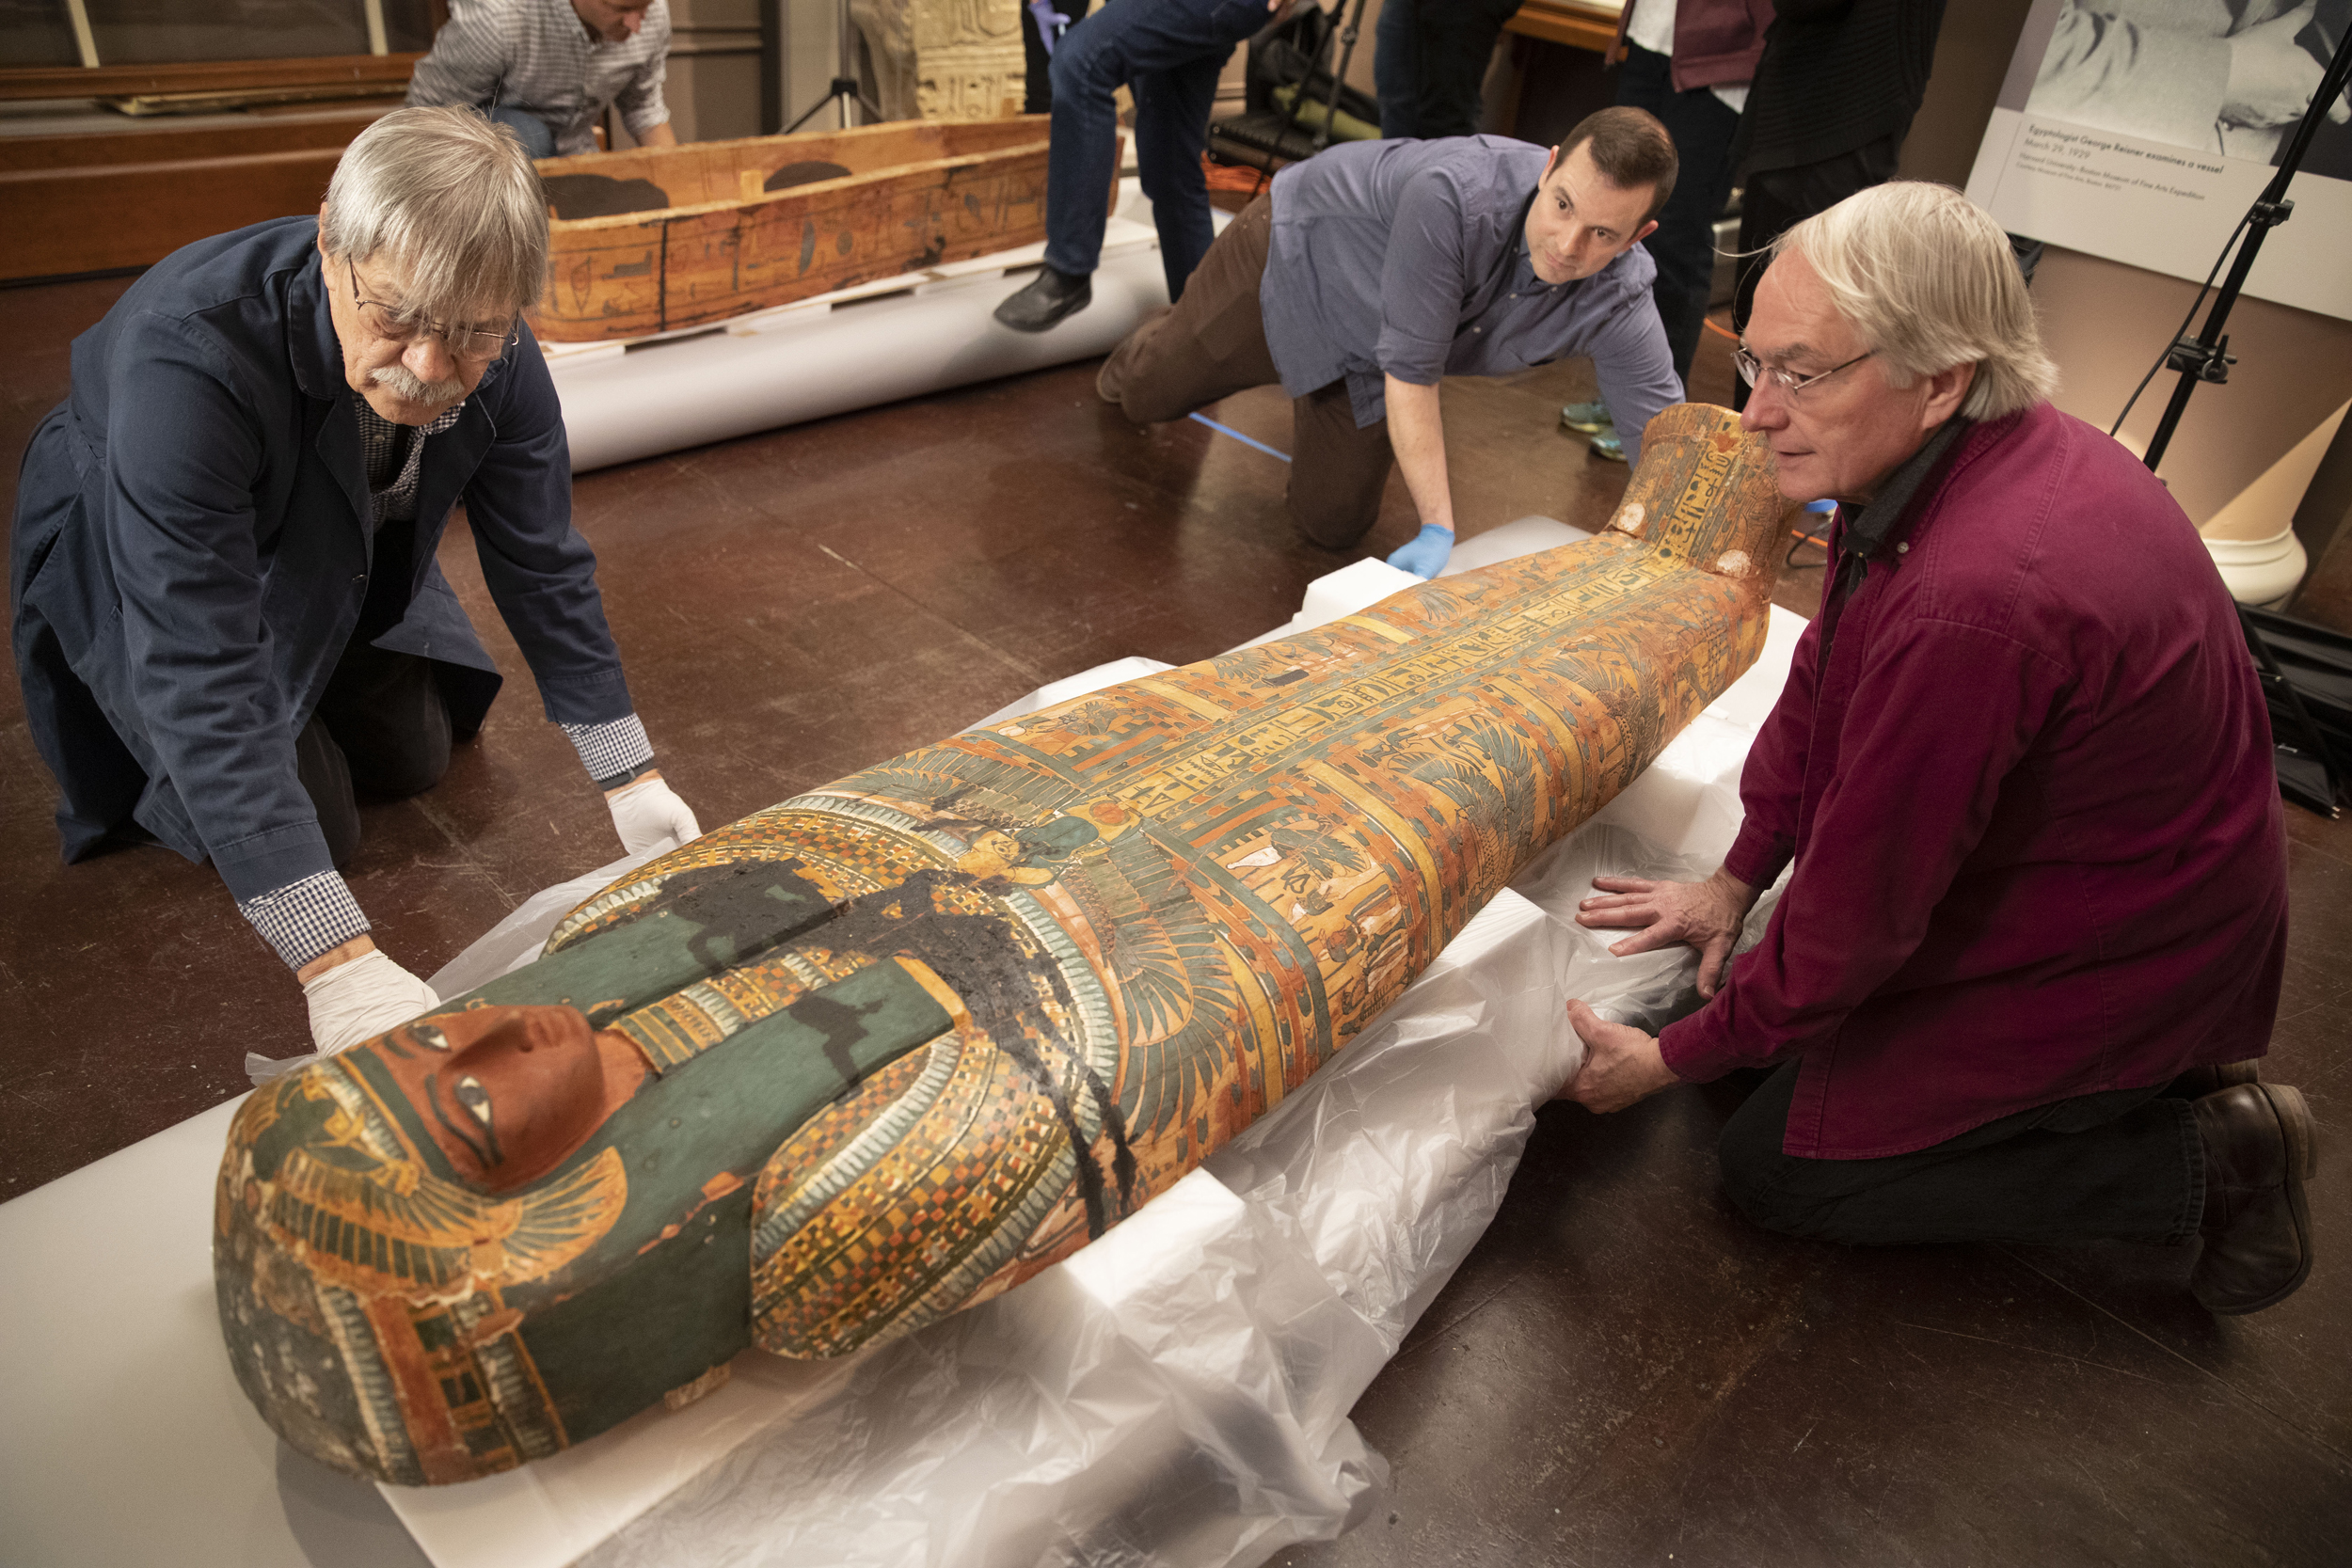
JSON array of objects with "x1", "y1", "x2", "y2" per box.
[{"x1": 383, "y1": 1005, "x2": 646, "y2": 1194}]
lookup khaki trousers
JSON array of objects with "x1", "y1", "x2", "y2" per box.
[{"x1": 1098, "y1": 194, "x2": 1397, "y2": 551}]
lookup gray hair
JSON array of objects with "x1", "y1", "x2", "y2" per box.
[
  {"x1": 1772, "y1": 182, "x2": 2058, "y2": 421},
  {"x1": 320, "y1": 105, "x2": 548, "y2": 320}
]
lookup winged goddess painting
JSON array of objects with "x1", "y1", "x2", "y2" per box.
[{"x1": 215, "y1": 404, "x2": 1791, "y2": 1484}]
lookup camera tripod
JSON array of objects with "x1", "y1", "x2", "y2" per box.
[
  {"x1": 786, "y1": 0, "x2": 884, "y2": 135},
  {"x1": 2133, "y1": 15, "x2": 2352, "y2": 813}
]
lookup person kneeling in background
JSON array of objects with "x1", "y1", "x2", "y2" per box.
[{"x1": 1094, "y1": 107, "x2": 1682, "y2": 580}]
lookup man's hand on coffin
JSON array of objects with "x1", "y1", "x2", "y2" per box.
[
  {"x1": 299, "y1": 941, "x2": 441, "y2": 1055},
  {"x1": 606, "y1": 771, "x2": 703, "y2": 855},
  {"x1": 1558, "y1": 1000, "x2": 1680, "y2": 1113},
  {"x1": 1574, "y1": 867, "x2": 1758, "y2": 998},
  {"x1": 1387, "y1": 524, "x2": 1454, "y2": 578}
]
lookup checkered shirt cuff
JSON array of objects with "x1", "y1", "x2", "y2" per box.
[
  {"x1": 563, "y1": 714, "x2": 655, "y2": 784},
  {"x1": 240, "y1": 870, "x2": 372, "y2": 971}
]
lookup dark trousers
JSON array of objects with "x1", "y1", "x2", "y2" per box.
[
  {"x1": 1043, "y1": 0, "x2": 1267, "y2": 301},
  {"x1": 1719, "y1": 1060, "x2": 2203, "y2": 1248},
  {"x1": 294, "y1": 635, "x2": 453, "y2": 870},
  {"x1": 1728, "y1": 135, "x2": 1900, "y2": 410},
  {"x1": 1613, "y1": 42, "x2": 1740, "y2": 387},
  {"x1": 1098, "y1": 193, "x2": 1396, "y2": 551},
  {"x1": 1374, "y1": 0, "x2": 1526, "y2": 139}
]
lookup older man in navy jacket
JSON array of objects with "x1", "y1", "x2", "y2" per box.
[{"x1": 10, "y1": 106, "x2": 699, "y2": 1058}]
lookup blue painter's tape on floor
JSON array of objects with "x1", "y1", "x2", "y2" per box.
[{"x1": 1189, "y1": 412, "x2": 1292, "y2": 463}]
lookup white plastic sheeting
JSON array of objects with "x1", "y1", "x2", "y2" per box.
[
  {"x1": 971, "y1": 654, "x2": 1178, "y2": 730},
  {"x1": 379, "y1": 550, "x2": 1805, "y2": 1568}
]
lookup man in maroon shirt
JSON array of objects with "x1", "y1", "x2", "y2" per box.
[{"x1": 1560, "y1": 182, "x2": 2315, "y2": 1315}]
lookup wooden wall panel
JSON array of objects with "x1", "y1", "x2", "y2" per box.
[
  {"x1": 0, "y1": 107, "x2": 396, "y2": 281},
  {"x1": 0, "y1": 54, "x2": 420, "y2": 102},
  {"x1": 2, "y1": 150, "x2": 343, "y2": 278}
]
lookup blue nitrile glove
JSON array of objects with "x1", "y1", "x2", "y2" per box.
[{"x1": 1386, "y1": 524, "x2": 1454, "y2": 579}]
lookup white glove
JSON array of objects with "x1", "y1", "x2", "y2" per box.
[
  {"x1": 608, "y1": 775, "x2": 702, "y2": 855},
  {"x1": 300, "y1": 949, "x2": 439, "y2": 1057}
]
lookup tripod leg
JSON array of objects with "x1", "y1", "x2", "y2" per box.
[
  {"x1": 1317, "y1": 0, "x2": 1371, "y2": 150},
  {"x1": 785, "y1": 92, "x2": 844, "y2": 135}
]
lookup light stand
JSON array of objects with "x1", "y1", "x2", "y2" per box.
[
  {"x1": 2136, "y1": 19, "x2": 2352, "y2": 815},
  {"x1": 1308, "y1": 0, "x2": 1372, "y2": 152},
  {"x1": 786, "y1": 0, "x2": 884, "y2": 136},
  {"x1": 1219, "y1": 0, "x2": 1371, "y2": 192}
]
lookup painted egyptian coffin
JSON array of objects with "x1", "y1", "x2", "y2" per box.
[
  {"x1": 530, "y1": 117, "x2": 1051, "y2": 342},
  {"x1": 215, "y1": 405, "x2": 1791, "y2": 1484}
]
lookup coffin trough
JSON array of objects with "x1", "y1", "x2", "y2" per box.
[{"x1": 529, "y1": 116, "x2": 1054, "y2": 342}]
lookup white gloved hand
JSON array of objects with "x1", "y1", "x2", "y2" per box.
[
  {"x1": 608, "y1": 774, "x2": 702, "y2": 855},
  {"x1": 302, "y1": 949, "x2": 439, "y2": 1057}
]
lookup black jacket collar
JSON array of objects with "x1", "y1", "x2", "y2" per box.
[{"x1": 1842, "y1": 417, "x2": 1971, "y2": 562}]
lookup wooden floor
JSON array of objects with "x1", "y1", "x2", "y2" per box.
[{"x1": 3, "y1": 272, "x2": 2345, "y2": 1566}]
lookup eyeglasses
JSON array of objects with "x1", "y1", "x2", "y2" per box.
[
  {"x1": 345, "y1": 259, "x2": 517, "y2": 363},
  {"x1": 1734, "y1": 345, "x2": 1873, "y2": 399}
]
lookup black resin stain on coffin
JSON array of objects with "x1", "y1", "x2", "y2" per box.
[
  {"x1": 817, "y1": 867, "x2": 1138, "y2": 1232},
  {"x1": 765, "y1": 160, "x2": 853, "y2": 192},
  {"x1": 541, "y1": 173, "x2": 675, "y2": 220}
]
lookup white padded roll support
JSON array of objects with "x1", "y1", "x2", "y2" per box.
[{"x1": 551, "y1": 243, "x2": 1170, "y2": 474}]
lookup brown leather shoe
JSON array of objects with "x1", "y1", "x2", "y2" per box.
[
  {"x1": 2165, "y1": 1059, "x2": 2261, "y2": 1098},
  {"x1": 2191, "y1": 1083, "x2": 2319, "y2": 1315}
]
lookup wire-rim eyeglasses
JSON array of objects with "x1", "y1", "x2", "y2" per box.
[
  {"x1": 1734, "y1": 345, "x2": 1873, "y2": 398},
  {"x1": 345, "y1": 258, "x2": 518, "y2": 364}
]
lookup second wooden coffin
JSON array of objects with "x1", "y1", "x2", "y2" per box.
[{"x1": 529, "y1": 117, "x2": 1053, "y2": 341}]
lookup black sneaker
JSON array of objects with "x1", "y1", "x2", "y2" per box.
[{"x1": 994, "y1": 266, "x2": 1092, "y2": 332}]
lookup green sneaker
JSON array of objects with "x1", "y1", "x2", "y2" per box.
[
  {"x1": 1588, "y1": 428, "x2": 1626, "y2": 463},
  {"x1": 1560, "y1": 400, "x2": 1613, "y2": 434}
]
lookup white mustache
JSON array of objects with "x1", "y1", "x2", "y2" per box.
[{"x1": 371, "y1": 362, "x2": 468, "y2": 405}]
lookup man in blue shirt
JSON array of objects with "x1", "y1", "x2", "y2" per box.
[
  {"x1": 1096, "y1": 107, "x2": 1685, "y2": 577},
  {"x1": 9, "y1": 108, "x2": 698, "y2": 1060}
]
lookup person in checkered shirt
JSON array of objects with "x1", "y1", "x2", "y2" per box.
[{"x1": 407, "y1": 0, "x2": 676, "y2": 160}]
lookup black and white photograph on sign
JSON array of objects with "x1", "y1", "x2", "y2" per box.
[
  {"x1": 2025, "y1": 0, "x2": 2351, "y2": 179},
  {"x1": 1966, "y1": 0, "x2": 2352, "y2": 320}
]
